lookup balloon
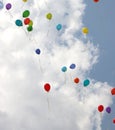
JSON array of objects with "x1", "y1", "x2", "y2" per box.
[
  {"x1": 6, "y1": 3, "x2": 12, "y2": 10},
  {"x1": 22, "y1": 0, "x2": 28, "y2": 2},
  {"x1": 93, "y1": 0, "x2": 99, "y2": 2},
  {"x1": 70, "y1": 63, "x2": 76, "y2": 69},
  {"x1": 29, "y1": 20, "x2": 33, "y2": 26},
  {"x1": 0, "y1": 1, "x2": 4, "y2": 9},
  {"x1": 74, "y1": 77, "x2": 80, "y2": 84},
  {"x1": 113, "y1": 118, "x2": 115, "y2": 124},
  {"x1": 46, "y1": 13, "x2": 52, "y2": 20},
  {"x1": 44, "y1": 83, "x2": 51, "y2": 92},
  {"x1": 61, "y1": 66, "x2": 67, "y2": 72},
  {"x1": 27, "y1": 26, "x2": 33, "y2": 32},
  {"x1": 56, "y1": 24, "x2": 62, "y2": 31},
  {"x1": 106, "y1": 107, "x2": 111, "y2": 114},
  {"x1": 35, "y1": 48, "x2": 41, "y2": 55},
  {"x1": 83, "y1": 79, "x2": 90, "y2": 87},
  {"x1": 24, "y1": 18, "x2": 30, "y2": 25},
  {"x1": 23, "y1": 10, "x2": 30, "y2": 18},
  {"x1": 15, "y1": 19, "x2": 23, "y2": 27},
  {"x1": 111, "y1": 88, "x2": 115, "y2": 95},
  {"x1": 82, "y1": 27, "x2": 89, "y2": 34},
  {"x1": 98, "y1": 105, "x2": 104, "y2": 112}
]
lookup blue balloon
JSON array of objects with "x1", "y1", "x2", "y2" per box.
[
  {"x1": 70, "y1": 63, "x2": 76, "y2": 69},
  {"x1": 15, "y1": 19, "x2": 23, "y2": 27},
  {"x1": 35, "y1": 48, "x2": 41, "y2": 55},
  {"x1": 83, "y1": 79, "x2": 90, "y2": 87},
  {"x1": 56, "y1": 24, "x2": 62, "y2": 31},
  {"x1": 61, "y1": 66, "x2": 67, "y2": 72},
  {"x1": 0, "y1": 1, "x2": 4, "y2": 9}
]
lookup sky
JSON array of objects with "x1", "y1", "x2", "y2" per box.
[
  {"x1": 83, "y1": 0, "x2": 115, "y2": 86},
  {"x1": 0, "y1": 0, "x2": 114, "y2": 130}
]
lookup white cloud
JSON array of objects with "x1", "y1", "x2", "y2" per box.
[{"x1": 0, "y1": 0, "x2": 113, "y2": 130}]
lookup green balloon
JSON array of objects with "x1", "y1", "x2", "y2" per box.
[
  {"x1": 27, "y1": 26, "x2": 33, "y2": 32},
  {"x1": 23, "y1": 10, "x2": 30, "y2": 18}
]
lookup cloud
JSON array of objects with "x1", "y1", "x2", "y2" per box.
[{"x1": 0, "y1": 0, "x2": 113, "y2": 130}]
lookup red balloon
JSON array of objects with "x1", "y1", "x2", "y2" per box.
[
  {"x1": 44, "y1": 83, "x2": 51, "y2": 92},
  {"x1": 24, "y1": 18, "x2": 30, "y2": 25},
  {"x1": 93, "y1": 0, "x2": 99, "y2": 2},
  {"x1": 111, "y1": 88, "x2": 115, "y2": 95},
  {"x1": 98, "y1": 105, "x2": 104, "y2": 112},
  {"x1": 113, "y1": 118, "x2": 115, "y2": 124},
  {"x1": 74, "y1": 77, "x2": 80, "y2": 84}
]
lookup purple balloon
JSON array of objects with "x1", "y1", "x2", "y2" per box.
[
  {"x1": 6, "y1": 3, "x2": 12, "y2": 10},
  {"x1": 106, "y1": 107, "x2": 111, "y2": 113}
]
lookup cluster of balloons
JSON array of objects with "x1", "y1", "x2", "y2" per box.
[
  {"x1": 23, "y1": 10, "x2": 33, "y2": 32},
  {"x1": 61, "y1": 64, "x2": 90, "y2": 87},
  {"x1": 15, "y1": 9, "x2": 33, "y2": 32},
  {"x1": 97, "y1": 104, "x2": 115, "y2": 124},
  {"x1": 98, "y1": 105, "x2": 111, "y2": 114},
  {"x1": 97, "y1": 88, "x2": 115, "y2": 124}
]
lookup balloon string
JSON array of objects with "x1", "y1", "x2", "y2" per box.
[
  {"x1": 83, "y1": 34, "x2": 87, "y2": 39},
  {"x1": 39, "y1": 58, "x2": 43, "y2": 73},
  {"x1": 47, "y1": 29, "x2": 49, "y2": 36},
  {"x1": 100, "y1": 112, "x2": 102, "y2": 120},
  {"x1": 20, "y1": 3, "x2": 25, "y2": 10},
  {"x1": 5, "y1": 11, "x2": 13, "y2": 18},
  {"x1": 64, "y1": 73, "x2": 66, "y2": 85},
  {"x1": 69, "y1": 72, "x2": 73, "y2": 82},
  {"x1": 46, "y1": 21, "x2": 51, "y2": 37},
  {"x1": 44, "y1": 0, "x2": 50, "y2": 10},
  {"x1": 47, "y1": 96, "x2": 50, "y2": 112},
  {"x1": 22, "y1": 27, "x2": 28, "y2": 36}
]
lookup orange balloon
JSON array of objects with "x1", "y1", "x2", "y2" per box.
[
  {"x1": 111, "y1": 88, "x2": 115, "y2": 95},
  {"x1": 74, "y1": 77, "x2": 80, "y2": 84}
]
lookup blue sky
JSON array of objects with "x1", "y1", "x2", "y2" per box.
[
  {"x1": 84, "y1": 0, "x2": 115, "y2": 86},
  {"x1": 83, "y1": 0, "x2": 115, "y2": 129}
]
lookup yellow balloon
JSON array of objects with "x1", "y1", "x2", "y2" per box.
[
  {"x1": 22, "y1": 0, "x2": 28, "y2": 2},
  {"x1": 82, "y1": 27, "x2": 89, "y2": 34},
  {"x1": 29, "y1": 20, "x2": 33, "y2": 26},
  {"x1": 46, "y1": 13, "x2": 52, "y2": 20}
]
